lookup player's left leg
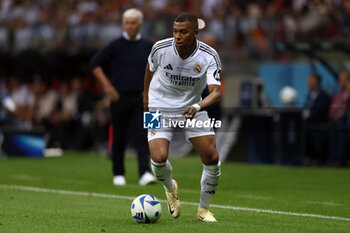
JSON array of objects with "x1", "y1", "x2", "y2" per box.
[
  {"x1": 149, "y1": 137, "x2": 181, "y2": 218},
  {"x1": 189, "y1": 135, "x2": 221, "y2": 222}
]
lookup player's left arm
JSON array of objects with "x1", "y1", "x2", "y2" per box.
[{"x1": 183, "y1": 52, "x2": 222, "y2": 118}]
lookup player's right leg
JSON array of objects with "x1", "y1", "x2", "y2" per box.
[{"x1": 149, "y1": 138, "x2": 181, "y2": 218}]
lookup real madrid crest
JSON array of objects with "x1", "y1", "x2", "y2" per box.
[
  {"x1": 151, "y1": 129, "x2": 156, "y2": 136},
  {"x1": 194, "y1": 64, "x2": 201, "y2": 73}
]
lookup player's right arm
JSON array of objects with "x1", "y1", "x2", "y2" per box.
[
  {"x1": 144, "y1": 40, "x2": 162, "y2": 111},
  {"x1": 90, "y1": 41, "x2": 120, "y2": 102},
  {"x1": 143, "y1": 63, "x2": 155, "y2": 111}
]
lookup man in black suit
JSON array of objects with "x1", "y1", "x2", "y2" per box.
[
  {"x1": 90, "y1": 8, "x2": 155, "y2": 186},
  {"x1": 303, "y1": 73, "x2": 331, "y2": 165}
]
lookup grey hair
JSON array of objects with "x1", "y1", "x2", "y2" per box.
[{"x1": 122, "y1": 8, "x2": 143, "y2": 25}]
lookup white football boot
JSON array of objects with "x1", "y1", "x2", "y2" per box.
[
  {"x1": 165, "y1": 179, "x2": 181, "y2": 218},
  {"x1": 197, "y1": 208, "x2": 217, "y2": 222}
]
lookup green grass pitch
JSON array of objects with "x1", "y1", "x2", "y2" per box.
[{"x1": 0, "y1": 152, "x2": 349, "y2": 233}]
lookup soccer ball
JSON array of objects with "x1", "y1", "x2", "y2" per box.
[
  {"x1": 279, "y1": 86, "x2": 297, "y2": 105},
  {"x1": 131, "y1": 194, "x2": 162, "y2": 223}
]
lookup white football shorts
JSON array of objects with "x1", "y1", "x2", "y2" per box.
[{"x1": 147, "y1": 110, "x2": 215, "y2": 142}]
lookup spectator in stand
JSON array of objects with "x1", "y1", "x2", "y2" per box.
[
  {"x1": 329, "y1": 71, "x2": 350, "y2": 167},
  {"x1": 73, "y1": 77, "x2": 94, "y2": 149},
  {"x1": 0, "y1": 79, "x2": 17, "y2": 125},
  {"x1": 7, "y1": 76, "x2": 34, "y2": 128},
  {"x1": 96, "y1": 6, "x2": 122, "y2": 46},
  {"x1": 90, "y1": 8, "x2": 155, "y2": 186},
  {"x1": 338, "y1": 0, "x2": 350, "y2": 37},
  {"x1": 69, "y1": 11, "x2": 98, "y2": 49},
  {"x1": 32, "y1": 8, "x2": 56, "y2": 51},
  {"x1": 32, "y1": 79, "x2": 58, "y2": 127},
  {"x1": 12, "y1": 17, "x2": 34, "y2": 52},
  {"x1": 0, "y1": 0, "x2": 348, "y2": 60},
  {"x1": 91, "y1": 87, "x2": 110, "y2": 155},
  {"x1": 50, "y1": 81, "x2": 78, "y2": 149},
  {"x1": 303, "y1": 73, "x2": 331, "y2": 166},
  {"x1": 0, "y1": 22, "x2": 9, "y2": 51}
]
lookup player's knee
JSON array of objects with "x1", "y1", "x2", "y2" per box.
[
  {"x1": 151, "y1": 150, "x2": 168, "y2": 163},
  {"x1": 202, "y1": 149, "x2": 219, "y2": 165}
]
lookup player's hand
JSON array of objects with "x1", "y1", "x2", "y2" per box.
[
  {"x1": 182, "y1": 106, "x2": 197, "y2": 119},
  {"x1": 105, "y1": 85, "x2": 120, "y2": 102}
]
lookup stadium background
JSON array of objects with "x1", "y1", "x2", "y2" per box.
[
  {"x1": 0, "y1": 0, "x2": 349, "y2": 167},
  {"x1": 0, "y1": 1, "x2": 350, "y2": 233}
]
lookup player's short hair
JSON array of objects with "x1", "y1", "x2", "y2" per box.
[
  {"x1": 175, "y1": 13, "x2": 198, "y2": 29},
  {"x1": 122, "y1": 8, "x2": 143, "y2": 25}
]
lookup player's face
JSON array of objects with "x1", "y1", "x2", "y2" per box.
[
  {"x1": 123, "y1": 17, "x2": 141, "y2": 39},
  {"x1": 173, "y1": 21, "x2": 198, "y2": 49}
]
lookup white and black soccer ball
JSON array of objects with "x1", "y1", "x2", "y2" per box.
[
  {"x1": 279, "y1": 86, "x2": 298, "y2": 105},
  {"x1": 131, "y1": 194, "x2": 162, "y2": 224}
]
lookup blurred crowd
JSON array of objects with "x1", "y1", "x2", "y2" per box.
[
  {"x1": 0, "y1": 76, "x2": 110, "y2": 151},
  {"x1": 2, "y1": 70, "x2": 350, "y2": 166},
  {"x1": 0, "y1": 0, "x2": 350, "y2": 60},
  {"x1": 1, "y1": 0, "x2": 350, "y2": 164}
]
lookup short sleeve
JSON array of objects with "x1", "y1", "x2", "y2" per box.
[
  {"x1": 148, "y1": 44, "x2": 160, "y2": 72},
  {"x1": 206, "y1": 52, "x2": 221, "y2": 86}
]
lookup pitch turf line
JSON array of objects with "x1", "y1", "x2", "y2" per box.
[{"x1": 1, "y1": 184, "x2": 349, "y2": 222}]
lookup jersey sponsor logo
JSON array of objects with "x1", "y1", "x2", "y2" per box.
[
  {"x1": 163, "y1": 64, "x2": 173, "y2": 70},
  {"x1": 165, "y1": 72, "x2": 200, "y2": 86},
  {"x1": 194, "y1": 64, "x2": 201, "y2": 73},
  {"x1": 143, "y1": 110, "x2": 162, "y2": 129}
]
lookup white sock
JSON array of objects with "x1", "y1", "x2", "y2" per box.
[
  {"x1": 151, "y1": 159, "x2": 174, "y2": 191},
  {"x1": 199, "y1": 161, "x2": 221, "y2": 209}
]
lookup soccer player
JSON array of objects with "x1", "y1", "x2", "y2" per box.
[
  {"x1": 144, "y1": 13, "x2": 222, "y2": 222},
  {"x1": 90, "y1": 9, "x2": 156, "y2": 186}
]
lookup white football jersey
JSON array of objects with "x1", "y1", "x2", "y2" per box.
[{"x1": 148, "y1": 38, "x2": 221, "y2": 109}]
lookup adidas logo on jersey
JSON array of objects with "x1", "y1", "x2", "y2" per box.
[{"x1": 163, "y1": 64, "x2": 173, "y2": 70}]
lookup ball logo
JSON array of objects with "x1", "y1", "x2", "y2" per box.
[{"x1": 194, "y1": 64, "x2": 201, "y2": 73}]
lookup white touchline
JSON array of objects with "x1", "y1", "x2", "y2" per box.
[
  {"x1": 1, "y1": 184, "x2": 349, "y2": 222},
  {"x1": 307, "y1": 201, "x2": 343, "y2": 207}
]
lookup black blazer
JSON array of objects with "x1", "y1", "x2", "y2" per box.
[{"x1": 305, "y1": 90, "x2": 331, "y2": 123}]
